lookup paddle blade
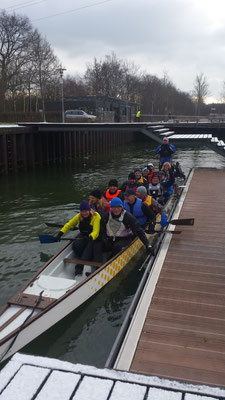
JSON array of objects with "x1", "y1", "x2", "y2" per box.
[
  {"x1": 39, "y1": 234, "x2": 55, "y2": 244},
  {"x1": 169, "y1": 218, "x2": 194, "y2": 226}
]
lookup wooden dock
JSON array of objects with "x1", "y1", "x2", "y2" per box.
[{"x1": 115, "y1": 168, "x2": 225, "y2": 388}]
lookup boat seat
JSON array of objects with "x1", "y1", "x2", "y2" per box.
[
  {"x1": 8, "y1": 292, "x2": 56, "y2": 310},
  {"x1": 36, "y1": 275, "x2": 76, "y2": 293}
]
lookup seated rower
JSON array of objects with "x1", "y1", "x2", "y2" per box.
[
  {"x1": 100, "y1": 197, "x2": 153, "y2": 258},
  {"x1": 89, "y1": 189, "x2": 110, "y2": 216},
  {"x1": 148, "y1": 169, "x2": 174, "y2": 205},
  {"x1": 136, "y1": 186, "x2": 163, "y2": 215},
  {"x1": 147, "y1": 163, "x2": 155, "y2": 183},
  {"x1": 103, "y1": 179, "x2": 122, "y2": 202},
  {"x1": 134, "y1": 168, "x2": 148, "y2": 187},
  {"x1": 123, "y1": 188, "x2": 156, "y2": 231},
  {"x1": 161, "y1": 162, "x2": 172, "y2": 178},
  {"x1": 54, "y1": 200, "x2": 102, "y2": 275},
  {"x1": 120, "y1": 172, "x2": 142, "y2": 194}
]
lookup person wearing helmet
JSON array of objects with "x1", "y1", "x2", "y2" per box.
[{"x1": 100, "y1": 197, "x2": 153, "y2": 257}]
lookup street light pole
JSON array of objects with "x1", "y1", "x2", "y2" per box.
[{"x1": 58, "y1": 68, "x2": 66, "y2": 123}]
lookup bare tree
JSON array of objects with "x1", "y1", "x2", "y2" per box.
[
  {"x1": 29, "y1": 30, "x2": 61, "y2": 120},
  {"x1": 0, "y1": 11, "x2": 33, "y2": 111},
  {"x1": 192, "y1": 73, "x2": 209, "y2": 115}
]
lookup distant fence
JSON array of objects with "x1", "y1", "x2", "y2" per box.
[{"x1": 133, "y1": 114, "x2": 225, "y2": 123}]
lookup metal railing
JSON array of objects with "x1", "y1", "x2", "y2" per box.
[{"x1": 132, "y1": 114, "x2": 225, "y2": 124}]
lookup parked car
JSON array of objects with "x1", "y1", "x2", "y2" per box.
[{"x1": 65, "y1": 109, "x2": 97, "y2": 122}]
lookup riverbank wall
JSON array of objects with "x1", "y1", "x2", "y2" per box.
[{"x1": 0, "y1": 125, "x2": 135, "y2": 174}]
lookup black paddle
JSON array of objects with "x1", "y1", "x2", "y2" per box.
[
  {"x1": 45, "y1": 218, "x2": 194, "y2": 229},
  {"x1": 151, "y1": 230, "x2": 182, "y2": 234},
  {"x1": 169, "y1": 218, "x2": 194, "y2": 226}
]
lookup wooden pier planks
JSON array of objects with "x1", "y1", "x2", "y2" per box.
[{"x1": 130, "y1": 168, "x2": 225, "y2": 387}]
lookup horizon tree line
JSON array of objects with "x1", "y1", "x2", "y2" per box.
[{"x1": 0, "y1": 10, "x2": 221, "y2": 118}]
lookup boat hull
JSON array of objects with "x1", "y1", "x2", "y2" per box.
[{"x1": 0, "y1": 236, "x2": 144, "y2": 362}]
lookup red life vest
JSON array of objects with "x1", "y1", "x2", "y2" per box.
[{"x1": 105, "y1": 189, "x2": 121, "y2": 202}]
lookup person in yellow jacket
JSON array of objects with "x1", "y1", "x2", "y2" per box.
[
  {"x1": 54, "y1": 200, "x2": 101, "y2": 275},
  {"x1": 135, "y1": 110, "x2": 141, "y2": 122}
]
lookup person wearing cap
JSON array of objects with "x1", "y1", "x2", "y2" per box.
[
  {"x1": 120, "y1": 172, "x2": 142, "y2": 194},
  {"x1": 100, "y1": 197, "x2": 153, "y2": 257},
  {"x1": 146, "y1": 163, "x2": 155, "y2": 183},
  {"x1": 89, "y1": 188, "x2": 110, "y2": 217},
  {"x1": 136, "y1": 186, "x2": 163, "y2": 216},
  {"x1": 123, "y1": 188, "x2": 156, "y2": 229},
  {"x1": 155, "y1": 137, "x2": 176, "y2": 169},
  {"x1": 54, "y1": 200, "x2": 102, "y2": 275},
  {"x1": 104, "y1": 179, "x2": 122, "y2": 202}
]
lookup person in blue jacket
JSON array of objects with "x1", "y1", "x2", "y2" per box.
[
  {"x1": 123, "y1": 188, "x2": 156, "y2": 231},
  {"x1": 155, "y1": 137, "x2": 176, "y2": 169}
]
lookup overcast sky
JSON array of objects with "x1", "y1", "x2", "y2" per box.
[{"x1": 2, "y1": 0, "x2": 225, "y2": 102}]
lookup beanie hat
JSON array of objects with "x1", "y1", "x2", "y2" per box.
[
  {"x1": 110, "y1": 197, "x2": 123, "y2": 207},
  {"x1": 124, "y1": 188, "x2": 136, "y2": 196},
  {"x1": 80, "y1": 200, "x2": 91, "y2": 211},
  {"x1": 90, "y1": 189, "x2": 101, "y2": 199},
  {"x1": 108, "y1": 179, "x2": 118, "y2": 187},
  {"x1": 136, "y1": 186, "x2": 147, "y2": 195},
  {"x1": 128, "y1": 172, "x2": 136, "y2": 180}
]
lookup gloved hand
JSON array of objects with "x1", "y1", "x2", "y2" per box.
[
  {"x1": 146, "y1": 245, "x2": 154, "y2": 255},
  {"x1": 160, "y1": 214, "x2": 168, "y2": 227},
  {"x1": 54, "y1": 231, "x2": 63, "y2": 242}
]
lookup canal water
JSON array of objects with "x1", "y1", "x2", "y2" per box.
[{"x1": 0, "y1": 139, "x2": 224, "y2": 368}]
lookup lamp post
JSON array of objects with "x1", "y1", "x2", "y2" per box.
[{"x1": 58, "y1": 68, "x2": 66, "y2": 123}]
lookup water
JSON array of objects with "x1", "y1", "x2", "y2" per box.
[{"x1": 0, "y1": 140, "x2": 225, "y2": 368}]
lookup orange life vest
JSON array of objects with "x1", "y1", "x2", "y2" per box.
[{"x1": 105, "y1": 189, "x2": 121, "y2": 202}]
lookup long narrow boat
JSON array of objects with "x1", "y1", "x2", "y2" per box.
[
  {"x1": 0, "y1": 227, "x2": 155, "y2": 363},
  {"x1": 0, "y1": 177, "x2": 183, "y2": 363}
]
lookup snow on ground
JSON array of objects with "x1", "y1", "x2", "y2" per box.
[{"x1": 0, "y1": 353, "x2": 224, "y2": 399}]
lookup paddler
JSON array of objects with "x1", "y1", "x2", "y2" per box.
[
  {"x1": 120, "y1": 172, "x2": 142, "y2": 194},
  {"x1": 54, "y1": 200, "x2": 102, "y2": 275},
  {"x1": 89, "y1": 188, "x2": 110, "y2": 216},
  {"x1": 103, "y1": 179, "x2": 122, "y2": 202},
  {"x1": 123, "y1": 188, "x2": 156, "y2": 230},
  {"x1": 100, "y1": 197, "x2": 153, "y2": 257}
]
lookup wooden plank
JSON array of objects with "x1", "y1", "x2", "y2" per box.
[
  {"x1": 8, "y1": 292, "x2": 56, "y2": 309},
  {"x1": 132, "y1": 343, "x2": 225, "y2": 374},
  {"x1": 155, "y1": 286, "x2": 225, "y2": 307},
  {"x1": 130, "y1": 359, "x2": 225, "y2": 387},
  {"x1": 141, "y1": 323, "x2": 225, "y2": 353}
]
